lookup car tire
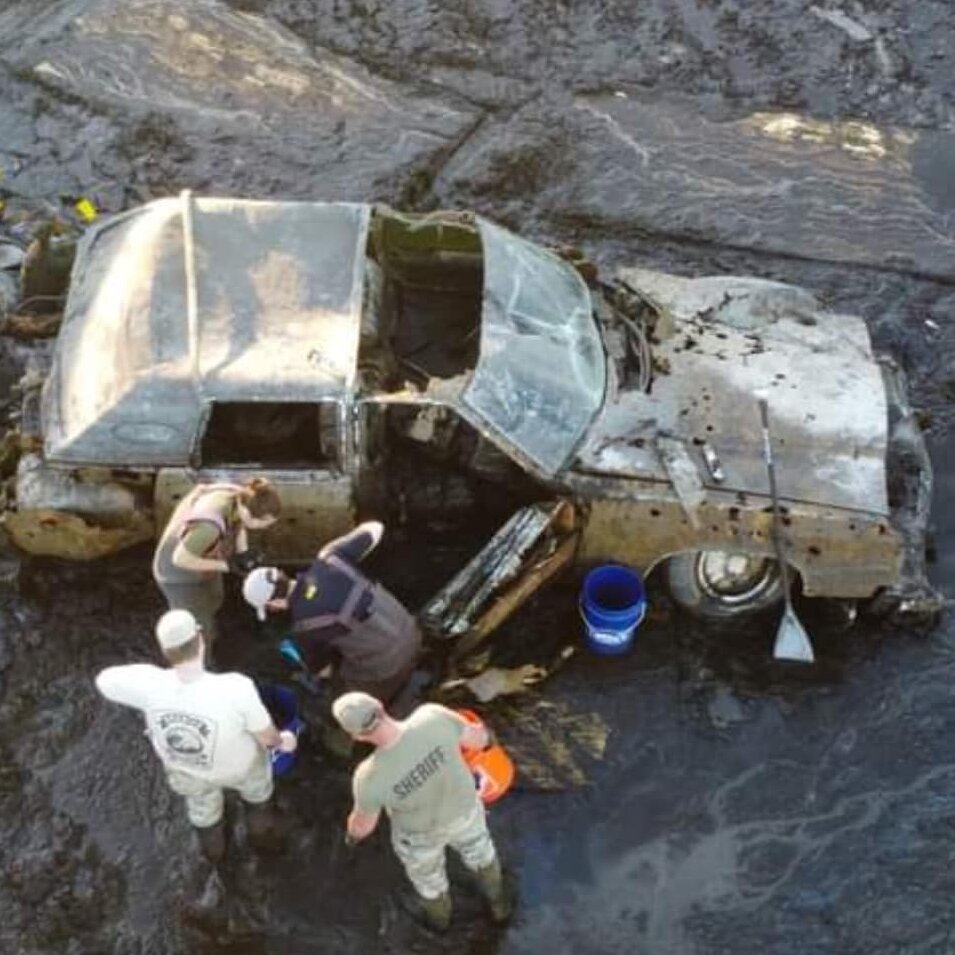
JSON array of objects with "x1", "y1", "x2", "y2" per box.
[{"x1": 664, "y1": 550, "x2": 786, "y2": 623}]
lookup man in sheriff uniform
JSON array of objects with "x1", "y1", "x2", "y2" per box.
[{"x1": 333, "y1": 692, "x2": 512, "y2": 932}]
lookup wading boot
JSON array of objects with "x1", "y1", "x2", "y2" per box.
[
  {"x1": 195, "y1": 820, "x2": 227, "y2": 864},
  {"x1": 475, "y1": 860, "x2": 513, "y2": 924},
  {"x1": 399, "y1": 888, "x2": 452, "y2": 933},
  {"x1": 245, "y1": 801, "x2": 286, "y2": 853}
]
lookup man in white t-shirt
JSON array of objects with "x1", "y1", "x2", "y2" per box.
[{"x1": 95, "y1": 608, "x2": 297, "y2": 862}]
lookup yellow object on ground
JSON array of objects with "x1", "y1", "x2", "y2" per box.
[{"x1": 74, "y1": 198, "x2": 98, "y2": 223}]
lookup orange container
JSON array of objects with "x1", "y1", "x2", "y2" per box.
[{"x1": 457, "y1": 709, "x2": 515, "y2": 804}]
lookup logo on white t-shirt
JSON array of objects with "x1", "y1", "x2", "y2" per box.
[{"x1": 156, "y1": 710, "x2": 219, "y2": 769}]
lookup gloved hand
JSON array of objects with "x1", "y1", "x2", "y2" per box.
[
  {"x1": 228, "y1": 549, "x2": 262, "y2": 575},
  {"x1": 277, "y1": 730, "x2": 298, "y2": 754}
]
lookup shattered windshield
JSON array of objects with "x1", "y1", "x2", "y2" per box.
[{"x1": 464, "y1": 220, "x2": 605, "y2": 476}]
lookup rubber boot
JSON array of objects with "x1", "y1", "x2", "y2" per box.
[
  {"x1": 400, "y1": 888, "x2": 452, "y2": 933},
  {"x1": 195, "y1": 820, "x2": 227, "y2": 864},
  {"x1": 475, "y1": 860, "x2": 513, "y2": 924},
  {"x1": 245, "y1": 801, "x2": 285, "y2": 853}
]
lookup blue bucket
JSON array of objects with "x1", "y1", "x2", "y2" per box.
[
  {"x1": 257, "y1": 683, "x2": 304, "y2": 777},
  {"x1": 580, "y1": 564, "x2": 647, "y2": 656}
]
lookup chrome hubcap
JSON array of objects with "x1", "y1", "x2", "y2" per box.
[{"x1": 695, "y1": 551, "x2": 779, "y2": 606}]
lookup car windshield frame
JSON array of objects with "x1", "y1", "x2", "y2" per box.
[{"x1": 463, "y1": 219, "x2": 606, "y2": 476}]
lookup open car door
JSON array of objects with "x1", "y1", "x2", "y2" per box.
[{"x1": 420, "y1": 499, "x2": 580, "y2": 660}]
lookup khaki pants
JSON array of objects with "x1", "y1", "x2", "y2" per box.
[
  {"x1": 391, "y1": 803, "x2": 498, "y2": 899},
  {"x1": 166, "y1": 749, "x2": 273, "y2": 828}
]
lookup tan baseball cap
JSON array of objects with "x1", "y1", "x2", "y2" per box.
[
  {"x1": 155, "y1": 609, "x2": 200, "y2": 650},
  {"x1": 332, "y1": 692, "x2": 384, "y2": 736}
]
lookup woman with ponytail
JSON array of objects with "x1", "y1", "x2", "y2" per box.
[{"x1": 152, "y1": 477, "x2": 282, "y2": 650}]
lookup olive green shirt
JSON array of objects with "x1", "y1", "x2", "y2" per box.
[
  {"x1": 153, "y1": 488, "x2": 236, "y2": 585},
  {"x1": 180, "y1": 489, "x2": 235, "y2": 559},
  {"x1": 353, "y1": 704, "x2": 478, "y2": 834}
]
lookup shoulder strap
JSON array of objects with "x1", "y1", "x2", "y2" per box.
[
  {"x1": 292, "y1": 555, "x2": 370, "y2": 634},
  {"x1": 178, "y1": 483, "x2": 241, "y2": 539}
]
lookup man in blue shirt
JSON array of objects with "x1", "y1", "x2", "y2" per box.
[{"x1": 242, "y1": 521, "x2": 421, "y2": 705}]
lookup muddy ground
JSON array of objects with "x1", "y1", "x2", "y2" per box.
[{"x1": 0, "y1": 0, "x2": 954, "y2": 952}]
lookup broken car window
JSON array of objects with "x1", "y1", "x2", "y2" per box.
[{"x1": 465, "y1": 221, "x2": 605, "y2": 475}]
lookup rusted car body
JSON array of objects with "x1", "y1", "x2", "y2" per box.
[{"x1": 5, "y1": 196, "x2": 938, "y2": 623}]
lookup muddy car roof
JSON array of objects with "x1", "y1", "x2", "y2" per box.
[{"x1": 42, "y1": 196, "x2": 370, "y2": 465}]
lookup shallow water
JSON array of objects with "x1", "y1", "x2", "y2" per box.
[{"x1": 0, "y1": 1, "x2": 953, "y2": 952}]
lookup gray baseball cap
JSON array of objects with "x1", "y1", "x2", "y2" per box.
[{"x1": 332, "y1": 692, "x2": 384, "y2": 736}]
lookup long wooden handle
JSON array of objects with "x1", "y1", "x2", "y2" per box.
[{"x1": 758, "y1": 398, "x2": 792, "y2": 598}]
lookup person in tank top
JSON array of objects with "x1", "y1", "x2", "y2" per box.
[{"x1": 152, "y1": 477, "x2": 281, "y2": 648}]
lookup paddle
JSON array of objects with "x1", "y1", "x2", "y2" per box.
[{"x1": 758, "y1": 398, "x2": 815, "y2": 664}]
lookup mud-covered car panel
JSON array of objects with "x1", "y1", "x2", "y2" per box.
[
  {"x1": 579, "y1": 269, "x2": 890, "y2": 515},
  {"x1": 42, "y1": 196, "x2": 370, "y2": 466},
  {"x1": 575, "y1": 478, "x2": 901, "y2": 599}
]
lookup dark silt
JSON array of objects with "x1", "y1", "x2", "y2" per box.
[{"x1": 0, "y1": 1, "x2": 953, "y2": 952}]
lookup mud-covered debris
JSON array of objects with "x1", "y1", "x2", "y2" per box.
[
  {"x1": 0, "y1": 241, "x2": 24, "y2": 271},
  {"x1": 494, "y1": 697, "x2": 609, "y2": 790},
  {"x1": 441, "y1": 647, "x2": 576, "y2": 702},
  {"x1": 652, "y1": 354, "x2": 671, "y2": 375},
  {"x1": 0, "y1": 271, "x2": 17, "y2": 319},
  {"x1": 2, "y1": 312, "x2": 61, "y2": 338},
  {"x1": 0, "y1": 428, "x2": 20, "y2": 478},
  {"x1": 19, "y1": 221, "x2": 75, "y2": 312},
  {"x1": 809, "y1": 7, "x2": 874, "y2": 42},
  {"x1": 0, "y1": 528, "x2": 20, "y2": 589},
  {"x1": 4, "y1": 507, "x2": 154, "y2": 559}
]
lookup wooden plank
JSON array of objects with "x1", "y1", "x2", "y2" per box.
[{"x1": 450, "y1": 530, "x2": 580, "y2": 663}]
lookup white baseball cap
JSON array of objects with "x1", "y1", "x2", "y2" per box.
[
  {"x1": 243, "y1": 566, "x2": 281, "y2": 621},
  {"x1": 155, "y1": 609, "x2": 200, "y2": 650}
]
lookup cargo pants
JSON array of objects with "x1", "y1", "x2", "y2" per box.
[
  {"x1": 391, "y1": 802, "x2": 498, "y2": 899},
  {"x1": 165, "y1": 748, "x2": 273, "y2": 828}
]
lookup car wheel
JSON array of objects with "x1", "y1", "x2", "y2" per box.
[{"x1": 664, "y1": 550, "x2": 785, "y2": 622}]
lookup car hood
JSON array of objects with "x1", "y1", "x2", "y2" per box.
[{"x1": 575, "y1": 269, "x2": 890, "y2": 516}]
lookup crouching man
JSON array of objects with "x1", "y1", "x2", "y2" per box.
[
  {"x1": 334, "y1": 692, "x2": 512, "y2": 932},
  {"x1": 94, "y1": 609, "x2": 297, "y2": 862},
  {"x1": 241, "y1": 521, "x2": 420, "y2": 705}
]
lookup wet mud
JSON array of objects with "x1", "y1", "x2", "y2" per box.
[{"x1": 1, "y1": 0, "x2": 954, "y2": 952}]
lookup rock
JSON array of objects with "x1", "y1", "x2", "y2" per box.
[
  {"x1": 0, "y1": 241, "x2": 24, "y2": 270},
  {"x1": 707, "y1": 685, "x2": 747, "y2": 728},
  {"x1": 0, "y1": 271, "x2": 18, "y2": 319}
]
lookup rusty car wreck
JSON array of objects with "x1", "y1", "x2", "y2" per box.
[{"x1": 1, "y1": 195, "x2": 939, "y2": 632}]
